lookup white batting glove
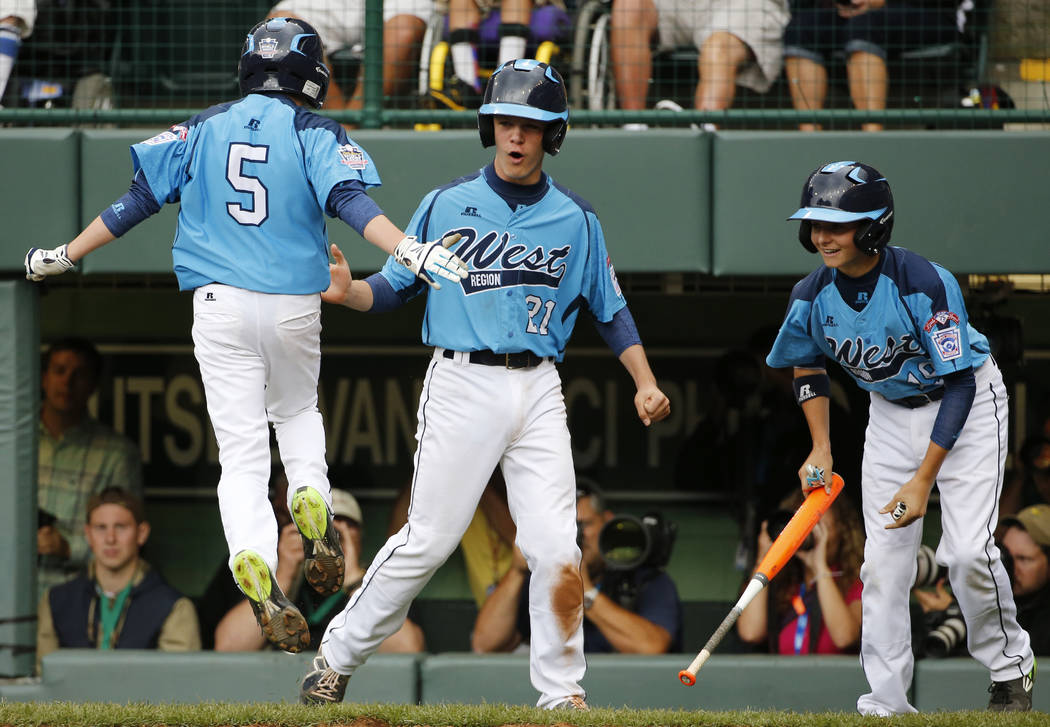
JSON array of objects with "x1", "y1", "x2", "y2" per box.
[
  {"x1": 24, "y1": 244, "x2": 74, "y2": 281},
  {"x1": 394, "y1": 233, "x2": 466, "y2": 290}
]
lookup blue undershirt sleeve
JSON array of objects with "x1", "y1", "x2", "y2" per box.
[
  {"x1": 930, "y1": 367, "x2": 976, "y2": 450},
  {"x1": 364, "y1": 272, "x2": 415, "y2": 313},
  {"x1": 592, "y1": 306, "x2": 642, "y2": 357},
  {"x1": 99, "y1": 170, "x2": 162, "y2": 237},
  {"x1": 326, "y1": 180, "x2": 384, "y2": 236}
]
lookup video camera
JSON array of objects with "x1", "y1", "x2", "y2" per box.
[{"x1": 598, "y1": 512, "x2": 677, "y2": 572}]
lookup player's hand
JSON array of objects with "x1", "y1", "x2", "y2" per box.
[
  {"x1": 394, "y1": 233, "x2": 466, "y2": 290},
  {"x1": 795, "y1": 520, "x2": 830, "y2": 572},
  {"x1": 24, "y1": 244, "x2": 74, "y2": 281},
  {"x1": 799, "y1": 449, "x2": 833, "y2": 494},
  {"x1": 321, "y1": 243, "x2": 353, "y2": 305},
  {"x1": 880, "y1": 475, "x2": 934, "y2": 529},
  {"x1": 634, "y1": 383, "x2": 670, "y2": 426},
  {"x1": 37, "y1": 525, "x2": 70, "y2": 558}
]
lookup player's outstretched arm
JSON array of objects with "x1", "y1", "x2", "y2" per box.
[
  {"x1": 321, "y1": 243, "x2": 374, "y2": 311},
  {"x1": 361, "y1": 214, "x2": 467, "y2": 290},
  {"x1": 618, "y1": 344, "x2": 670, "y2": 426},
  {"x1": 24, "y1": 216, "x2": 115, "y2": 281}
]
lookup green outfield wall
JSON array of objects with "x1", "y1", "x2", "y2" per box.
[
  {"x1": 3, "y1": 651, "x2": 1048, "y2": 712},
  {"x1": 1, "y1": 129, "x2": 1048, "y2": 275}
]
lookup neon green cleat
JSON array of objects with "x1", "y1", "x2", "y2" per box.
[
  {"x1": 232, "y1": 549, "x2": 309, "y2": 653},
  {"x1": 291, "y1": 486, "x2": 345, "y2": 596}
]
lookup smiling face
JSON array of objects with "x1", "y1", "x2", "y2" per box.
[
  {"x1": 492, "y1": 115, "x2": 546, "y2": 186},
  {"x1": 809, "y1": 220, "x2": 880, "y2": 278}
]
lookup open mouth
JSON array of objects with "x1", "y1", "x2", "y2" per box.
[{"x1": 508, "y1": 151, "x2": 524, "y2": 160}]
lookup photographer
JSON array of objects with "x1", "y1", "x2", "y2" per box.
[
  {"x1": 471, "y1": 480, "x2": 682, "y2": 654},
  {"x1": 736, "y1": 492, "x2": 864, "y2": 654}
]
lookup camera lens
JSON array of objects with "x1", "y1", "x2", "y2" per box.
[
  {"x1": 924, "y1": 604, "x2": 966, "y2": 658},
  {"x1": 598, "y1": 515, "x2": 651, "y2": 571},
  {"x1": 914, "y1": 544, "x2": 947, "y2": 588}
]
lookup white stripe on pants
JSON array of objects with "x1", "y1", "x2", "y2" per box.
[
  {"x1": 857, "y1": 359, "x2": 1033, "y2": 716},
  {"x1": 191, "y1": 283, "x2": 331, "y2": 573}
]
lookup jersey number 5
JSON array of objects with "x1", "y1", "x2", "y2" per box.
[
  {"x1": 526, "y1": 295, "x2": 556, "y2": 335},
  {"x1": 226, "y1": 142, "x2": 269, "y2": 226}
]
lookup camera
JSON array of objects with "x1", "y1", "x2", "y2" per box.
[
  {"x1": 598, "y1": 512, "x2": 677, "y2": 572},
  {"x1": 914, "y1": 544, "x2": 948, "y2": 588},
  {"x1": 924, "y1": 602, "x2": 967, "y2": 658},
  {"x1": 766, "y1": 509, "x2": 814, "y2": 552}
]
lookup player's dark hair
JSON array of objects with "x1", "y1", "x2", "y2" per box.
[
  {"x1": 43, "y1": 337, "x2": 102, "y2": 383},
  {"x1": 87, "y1": 487, "x2": 146, "y2": 524},
  {"x1": 575, "y1": 476, "x2": 607, "y2": 513}
]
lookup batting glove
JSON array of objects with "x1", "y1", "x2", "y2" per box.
[
  {"x1": 24, "y1": 244, "x2": 74, "y2": 281},
  {"x1": 394, "y1": 233, "x2": 466, "y2": 290}
]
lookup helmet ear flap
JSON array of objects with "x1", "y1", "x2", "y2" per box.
[
  {"x1": 798, "y1": 221, "x2": 817, "y2": 253},
  {"x1": 543, "y1": 120, "x2": 567, "y2": 155},
  {"x1": 853, "y1": 208, "x2": 894, "y2": 256},
  {"x1": 479, "y1": 115, "x2": 495, "y2": 148}
]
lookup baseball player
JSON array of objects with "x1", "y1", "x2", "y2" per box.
[
  {"x1": 23, "y1": 18, "x2": 467, "y2": 654},
  {"x1": 767, "y1": 161, "x2": 1035, "y2": 714},
  {"x1": 299, "y1": 59, "x2": 670, "y2": 708}
]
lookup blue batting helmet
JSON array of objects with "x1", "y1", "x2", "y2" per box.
[
  {"x1": 239, "y1": 17, "x2": 330, "y2": 109},
  {"x1": 789, "y1": 161, "x2": 894, "y2": 255},
  {"x1": 478, "y1": 59, "x2": 569, "y2": 155}
]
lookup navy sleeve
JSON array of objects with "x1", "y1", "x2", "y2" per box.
[
  {"x1": 592, "y1": 306, "x2": 642, "y2": 356},
  {"x1": 99, "y1": 170, "x2": 162, "y2": 237},
  {"x1": 364, "y1": 272, "x2": 419, "y2": 313},
  {"x1": 930, "y1": 367, "x2": 976, "y2": 450},
  {"x1": 326, "y1": 179, "x2": 384, "y2": 236}
]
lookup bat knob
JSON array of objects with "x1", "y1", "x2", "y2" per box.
[{"x1": 678, "y1": 670, "x2": 696, "y2": 686}]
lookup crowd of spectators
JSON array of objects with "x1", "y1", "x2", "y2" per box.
[{"x1": 1, "y1": 0, "x2": 989, "y2": 128}]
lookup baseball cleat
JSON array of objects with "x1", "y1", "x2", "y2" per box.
[
  {"x1": 987, "y1": 666, "x2": 1034, "y2": 711},
  {"x1": 232, "y1": 549, "x2": 310, "y2": 653},
  {"x1": 300, "y1": 649, "x2": 350, "y2": 705},
  {"x1": 291, "y1": 486, "x2": 345, "y2": 596}
]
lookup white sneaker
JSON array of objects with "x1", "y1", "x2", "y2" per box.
[
  {"x1": 655, "y1": 98, "x2": 703, "y2": 131},
  {"x1": 622, "y1": 122, "x2": 649, "y2": 131}
]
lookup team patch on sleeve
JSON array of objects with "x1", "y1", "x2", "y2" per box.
[
  {"x1": 337, "y1": 144, "x2": 368, "y2": 170},
  {"x1": 924, "y1": 310, "x2": 960, "y2": 332},
  {"x1": 607, "y1": 255, "x2": 622, "y2": 297},
  {"x1": 141, "y1": 124, "x2": 188, "y2": 145},
  {"x1": 931, "y1": 326, "x2": 963, "y2": 361}
]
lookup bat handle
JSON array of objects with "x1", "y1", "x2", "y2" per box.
[{"x1": 678, "y1": 650, "x2": 710, "y2": 686}]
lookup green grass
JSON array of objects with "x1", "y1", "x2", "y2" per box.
[{"x1": 0, "y1": 702, "x2": 1046, "y2": 727}]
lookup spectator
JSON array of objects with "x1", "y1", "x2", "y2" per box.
[
  {"x1": 1001, "y1": 437, "x2": 1050, "y2": 517},
  {"x1": 37, "y1": 337, "x2": 142, "y2": 600},
  {"x1": 0, "y1": 0, "x2": 34, "y2": 104},
  {"x1": 429, "y1": 0, "x2": 571, "y2": 109},
  {"x1": 35, "y1": 488, "x2": 200, "y2": 673},
  {"x1": 783, "y1": 1, "x2": 964, "y2": 132},
  {"x1": 198, "y1": 472, "x2": 423, "y2": 652},
  {"x1": 266, "y1": 0, "x2": 432, "y2": 110},
  {"x1": 999, "y1": 505, "x2": 1050, "y2": 656},
  {"x1": 472, "y1": 480, "x2": 682, "y2": 654},
  {"x1": 609, "y1": 0, "x2": 789, "y2": 128},
  {"x1": 736, "y1": 491, "x2": 864, "y2": 654}
]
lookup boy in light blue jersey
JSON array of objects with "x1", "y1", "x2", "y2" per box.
[
  {"x1": 299, "y1": 60, "x2": 671, "y2": 708},
  {"x1": 24, "y1": 17, "x2": 467, "y2": 655},
  {"x1": 767, "y1": 161, "x2": 1034, "y2": 715}
]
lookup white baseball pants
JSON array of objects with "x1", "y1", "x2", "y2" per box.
[
  {"x1": 856, "y1": 359, "x2": 1033, "y2": 716},
  {"x1": 191, "y1": 284, "x2": 331, "y2": 573},
  {"x1": 321, "y1": 348, "x2": 585, "y2": 708}
]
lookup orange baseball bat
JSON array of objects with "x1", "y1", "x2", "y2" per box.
[{"x1": 678, "y1": 472, "x2": 845, "y2": 686}]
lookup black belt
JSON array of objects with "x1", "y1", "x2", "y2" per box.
[
  {"x1": 890, "y1": 387, "x2": 945, "y2": 409},
  {"x1": 442, "y1": 348, "x2": 549, "y2": 369}
]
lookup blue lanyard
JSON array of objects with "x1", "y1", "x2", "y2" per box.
[{"x1": 793, "y1": 582, "x2": 808, "y2": 654}]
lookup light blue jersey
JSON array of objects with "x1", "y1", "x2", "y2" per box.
[
  {"x1": 379, "y1": 164, "x2": 626, "y2": 361},
  {"x1": 767, "y1": 246, "x2": 990, "y2": 401},
  {"x1": 131, "y1": 93, "x2": 381, "y2": 293}
]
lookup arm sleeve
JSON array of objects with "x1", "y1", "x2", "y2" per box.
[
  {"x1": 591, "y1": 306, "x2": 642, "y2": 356},
  {"x1": 100, "y1": 170, "x2": 162, "y2": 238},
  {"x1": 580, "y1": 212, "x2": 627, "y2": 323},
  {"x1": 364, "y1": 272, "x2": 416, "y2": 313},
  {"x1": 158, "y1": 597, "x2": 203, "y2": 652},
  {"x1": 301, "y1": 123, "x2": 382, "y2": 210},
  {"x1": 36, "y1": 591, "x2": 57, "y2": 675},
  {"x1": 325, "y1": 179, "x2": 384, "y2": 236},
  {"x1": 766, "y1": 283, "x2": 826, "y2": 369},
  {"x1": 635, "y1": 573, "x2": 682, "y2": 646},
  {"x1": 930, "y1": 367, "x2": 976, "y2": 450},
  {"x1": 130, "y1": 123, "x2": 192, "y2": 205}
]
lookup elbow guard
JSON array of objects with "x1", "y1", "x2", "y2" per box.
[{"x1": 793, "y1": 373, "x2": 831, "y2": 405}]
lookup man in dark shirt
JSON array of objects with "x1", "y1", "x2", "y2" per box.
[{"x1": 471, "y1": 479, "x2": 681, "y2": 654}]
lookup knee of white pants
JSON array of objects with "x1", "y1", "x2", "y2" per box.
[{"x1": 941, "y1": 542, "x2": 999, "y2": 589}]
